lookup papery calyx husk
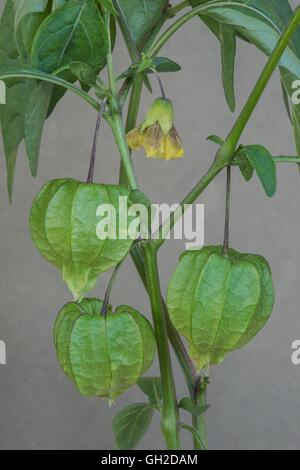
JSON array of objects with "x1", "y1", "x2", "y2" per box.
[
  {"x1": 54, "y1": 298, "x2": 156, "y2": 401},
  {"x1": 30, "y1": 179, "x2": 137, "y2": 300},
  {"x1": 166, "y1": 245, "x2": 274, "y2": 371}
]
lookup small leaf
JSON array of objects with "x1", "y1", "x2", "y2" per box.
[
  {"x1": 206, "y1": 135, "x2": 224, "y2": 146},
  {"x1": 112, "y1": 403, "x2": 154, "y2": 450},
  {"x1": 152, "y1": 57, "x2": 181, "y2": 73},
  {"x1": 24, "y1": 81, "x2": 52, "y2": 176},
  {"x1": 220, "y1": 23, "x2": 236, "y2": 112},
  {"x1": 138, "y1": 377, "x2": 162, "y2": 405},
  {"x1": 235, "y1": 149, "x2": 254, "y2": 182},
  {"x1": 179, "y1": 397, "x2": 210, "y2": 416},
  {"x1": 242, "y1": 145, "x2": 277, "y2": 197}
]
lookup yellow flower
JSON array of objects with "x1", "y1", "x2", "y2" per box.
[{"x1": 126, "y1": 98, "x2": 184, "y2": 161}]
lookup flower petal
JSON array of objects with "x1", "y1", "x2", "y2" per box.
[
  {"x1": 143, "y1": 123, "x2": 165, "y2": 159},
  {"x1": 126, "y1": 125, "x2": 144, "y2": 150},
  {"x1": 164, "y1": 127, "x2": 184, "y2": 160}
]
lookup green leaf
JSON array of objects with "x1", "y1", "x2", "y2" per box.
[
  {"x1": 0, "y1": 0, "x2": 20, "y2": 62},
  {"x1": 201, "y1": 4, "x2": 300, "y2": 82},
  {"x1": 53, "y1": 0, "x2": 70, "y2": 8},
  {"x1": 97, "y1": 0, "x2": 118, "y2": 16},
  {"x1": 0, "y1": 61, "x2": 99, "y2": 109},
  {"x1": 112, "y1": 403, "x2": 154, "y2": 450},
  {"x1": 241, "y1": 145, "x2": 277, "y2": 197},
  {"x1": 31, "y1": 0, "x2": 108, "y2": 75},
  {"x1": 117, "y1": 0, "x2": 165, "y2": 48},
  {"x1": 0, "y1": 2, "x2": 33, "y2": 200},
  {"x1": 152, "y1": 57, "x2": 181, "y2": 73},
  {"x1": 235, "y1": 149, "x2": 255, "y2": 182},
  {"x1": 13, "y1": 0, "x2": 50, "y2": 59},
  {"x1": 206, "y1": 134, "x2": 224, "y2": 146},
  {"x1": 69, "y1": 61, "x2": 98, "y2": 87},
  {"x1": 137, "y1": 377, "x2": 162, "y2": 405},
  {"x1": 24, "y1": 81, "x2": 52, "y2": 176},
  {"x1": 179, "y1": 397, "x2": 210, "y2": 416},
  {"x1": 220, "y1": 23, "x2": 236, "y2": 112}
]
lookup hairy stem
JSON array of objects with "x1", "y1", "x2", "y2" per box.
[{"x1": 142, "y1": 242, "x2": 180, "y2": 450}]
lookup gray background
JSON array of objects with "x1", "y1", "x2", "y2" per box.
[{"x1": 1, "y1": 0, "x2": 300, "y2": 450}]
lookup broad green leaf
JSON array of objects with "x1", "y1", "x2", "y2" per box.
[
  {"x1": 117, "y1": 0, "x2": 165, "y2": 48},
  {"x1": 24, "y1": 81, "x2": 52, "y2": 176},
  {"x1": 19, "y1": 1, "x2": 52, "y2": 57},
  {"x1": 179, "y1": 397, "x2": 210, "y2": 416},
  {"x1": 112, "y1": 403, "x2": 154, "y2": 450},
  {"x1": 97, "y1": 0, "x2": 117, "y2": 16},
  {"x1": 0, "y1": 2, "x2": 33, "y2": 200},
  {"x1": 201, "y1": 5, "x2": 300, "y2": 79},
  {"x1": 0, "y1": 0, "x2": 19, "y2": 62},
  {"x1": 53, "y1": 0, "x2": 70, "y2": 8},
  {"x1": 137, "y1": 377, "x2": 162, "y2": 405},
  {"x1": 68, "y1": 61, "x2": 98, "y2": 87},
  {"x1": 31, "y1": 0, "x2": 108, "y2": 75},
  {"x1": 242, "y1": 145, "x2": 277, "y2": 197},
  {"x1": 220, "y1": 23, "x2": 236, "y2": 112},
  {"x1": 0, "y1": 61, "x2": 99, "y2": 109},
  {"x1": 13, "y1": 0, "x2": 50, "y2": 59}
]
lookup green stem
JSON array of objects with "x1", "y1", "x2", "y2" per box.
[
  {"x1": 192, "y1": 377, "x2": 210, "y2": 450},
  {"x1": 119, "y1": 73, "x2": 144, "y2": 186},
  {"x1": 149, "y1": 1, "x2": 219, "y2": 57},
  {"x1": 222, "y1": 165, "x2": 231, "y2": 257},
  {"x1": 154, "y1": 161, "x2": 222, "y2": 249},
  {"x1": 217, "y1": 6, "x2": 300, "y2": 164},
  {"x1": 106, "y1": 16, "x2": 139, "y2": 191},
  {"x1": 142, "y1": 242, "x2": 180, "y2": 450},
  {"x1": 110, "y1": 112, "x2": 139, "y2": 190},
  {"x1": 167, "y1": 1, "x2": 190, "y2": 17},
  {"x1": 100, "y1": 261, "x2": 123, "y2": 316},
  {"x1": 130, "y1": 243, "x2": 197, "y2": 391},
  {"x1": 154, "y1": 6, "x2": 300, "y2": 249}
]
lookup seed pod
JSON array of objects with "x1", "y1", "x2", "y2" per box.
[
  {"x1": 54, "y1": 298, "x2": 156, "y2": 401},
  {"x1": 166, "y1": 246, "x2": 274, "y2": 371},
  {"x1": 30, "y1": 179, "x2": 136, "y2": 300}
]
